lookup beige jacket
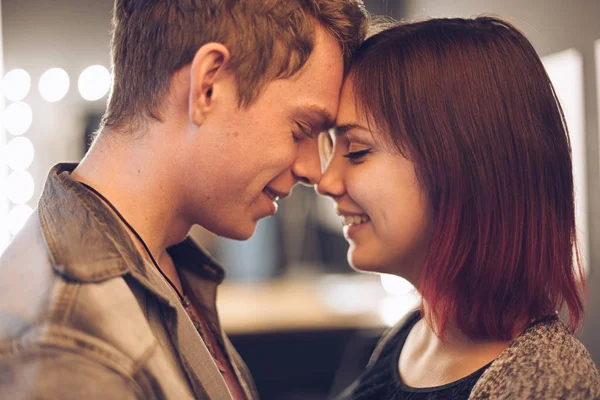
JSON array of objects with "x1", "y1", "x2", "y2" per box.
[{"x1": 0, "y1": 163, "x2": 258, "y2": 400}]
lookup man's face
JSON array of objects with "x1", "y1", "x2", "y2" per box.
[{"x1": 186, "y1": 25, "x2": 344, "y2": 240}]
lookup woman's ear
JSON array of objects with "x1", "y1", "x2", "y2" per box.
[{"x1": 189, "y1": 42, "x2": 231, "y2": 126}]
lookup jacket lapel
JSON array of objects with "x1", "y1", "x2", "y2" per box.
[
  {"x1": 222, "y1": 333, "x2": 260, "y2": 400},
  {"x1": 160, "y1": 299, "x2": 233, "y2": 400}
]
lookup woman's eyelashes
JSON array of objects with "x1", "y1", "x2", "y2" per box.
[{"x1": 343, "y1": 148, "x2": 372, "y2": 164}]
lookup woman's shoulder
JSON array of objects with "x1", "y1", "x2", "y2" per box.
[{"x1": 470, "y1": 316, "x2": 600, "y2": 400}]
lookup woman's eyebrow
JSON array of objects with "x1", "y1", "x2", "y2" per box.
[{"x1": 333, "y1": 123, "x2": 369, "y2": 136}]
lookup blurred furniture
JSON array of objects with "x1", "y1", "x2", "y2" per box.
[{"x1": 219, "y1": 277, "x2": 392, "y2": 400}]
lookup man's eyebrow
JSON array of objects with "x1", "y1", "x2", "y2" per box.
[
  {"x1": 333, "y1": 123, "x2": 369, "y2": 136},
  {"x1": 297, "y1": 105, "x2": 336, "y2": 130}
]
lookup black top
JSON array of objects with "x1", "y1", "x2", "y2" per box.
[{"x1": 338, "y1": 312, "x2": 491, "y2": 400}]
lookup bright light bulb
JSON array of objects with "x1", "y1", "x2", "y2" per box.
[
  {"x1": 78, "y1": 65, "x2": 111, "y2": 101},
  {"x1": 5, "y1": 137, "x2": 35, "y2": 170},
  {"x1": 39, "y1": 68, "x2": 70, "y2": 102},
  {"x1": 7, "y1": 170, "x2": 35, "y2": 205},
  {"x1": 380, "y1": 274, "x2": 414, "y2": 296},
  {"x1": 7, "y1": 204, "x2": 34, "y2": 236},
  {"x1": 2, "y1": 69, "x2": 31, "y2": 102},
  {"x1": 3, "y1": 102, "x2": 33, "y2": 136}
]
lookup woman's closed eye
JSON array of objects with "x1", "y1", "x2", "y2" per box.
[{"x1": 343, "y1": 148, "x2": 372, "y2": 164}]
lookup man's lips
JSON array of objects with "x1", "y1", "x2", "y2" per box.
[{"x1": 263, "y1": 187, "x2": 289, "y2": 202}]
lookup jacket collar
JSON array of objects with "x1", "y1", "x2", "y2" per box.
[{"x1": 38, "y1": 163, "x2": 225, "y2": 286}]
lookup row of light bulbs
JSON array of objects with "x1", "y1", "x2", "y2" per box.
[
  {"x1": 1, "y1": 65, "x2": 111, "y2": 238},
  {"x1": 3, "y1": 65, "x2": 111, "y2": 103}
]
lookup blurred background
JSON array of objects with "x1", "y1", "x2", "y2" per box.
[{"x1": 0, "y1": 0, "x2": 599, "y2": 398}]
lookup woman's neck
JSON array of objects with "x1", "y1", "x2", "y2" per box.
[{"x1": 398, "y1": 306, "x2": 514, "y2": 388}]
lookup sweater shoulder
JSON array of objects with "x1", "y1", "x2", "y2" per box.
[{"x1": 470, "y1": 318, "x2": 600, "y2": 399}]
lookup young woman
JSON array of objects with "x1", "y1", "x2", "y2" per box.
[{"x1": 317, "y1": 17, "x2": 600, "y2": 399}]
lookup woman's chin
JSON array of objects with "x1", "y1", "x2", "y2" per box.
[{"x1": 348, "y1": 251, "x2": 385, "y2": 274}]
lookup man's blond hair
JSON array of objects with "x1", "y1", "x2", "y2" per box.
[{"x1": 104, "y1": 0, "x2": 369, "y2": 130}]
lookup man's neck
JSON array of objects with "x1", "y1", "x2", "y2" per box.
[{"x1": 72, "y1": 130, "x2": 191, "y2": 277}]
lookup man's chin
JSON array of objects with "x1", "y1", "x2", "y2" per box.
[{"x1": 209, "y1": 221, "x2": 257, "y2": 241}]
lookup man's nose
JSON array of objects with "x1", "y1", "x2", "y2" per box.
[{"x1": 293, "y1": 140, "x2": 323, "y2": 186}]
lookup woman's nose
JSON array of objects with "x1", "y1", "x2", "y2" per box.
[{"x1": 315, "y1": 154, "x2": 345, "y2": 198}]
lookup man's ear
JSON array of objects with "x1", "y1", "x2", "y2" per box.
[{"x1": 189, "y1": 43, "x2": 231, "y2": 126}]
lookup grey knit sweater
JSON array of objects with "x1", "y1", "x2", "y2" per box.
[{"x1": 369, "y1": 312, "x2": 600, "y2": 399}]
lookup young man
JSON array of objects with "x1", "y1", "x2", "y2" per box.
[{"x1": 0, "y1": 1, "x2": 367, "y2": 399}]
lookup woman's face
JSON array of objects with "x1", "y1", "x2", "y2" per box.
[{"x1": 316, "y1": 79, "x2": 432, "y2": 285}]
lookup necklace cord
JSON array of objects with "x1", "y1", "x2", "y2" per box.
[{"x1": 78, "y1": 181, "x2": 184, "y2": 302}]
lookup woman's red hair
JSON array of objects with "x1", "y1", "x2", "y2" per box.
[{"x1": 350, "y1": 17, "x2": 585, "y2": 340}]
